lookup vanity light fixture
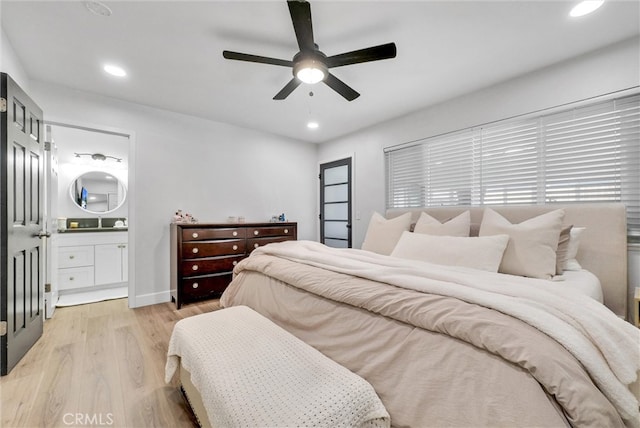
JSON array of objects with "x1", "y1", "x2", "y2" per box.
[
  {"x1": 307, "y1": 121, "x2": 319, "y2": 129},
  {"x1": 74, "y1": 152, "x2": 122, "y2": 163},
  {"x1": 569, "y1": 0, "x2": 604, "y2": 17}
]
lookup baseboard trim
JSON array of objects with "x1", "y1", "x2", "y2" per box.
[{"x1": 132, "y1": 290, "x2": 171, "y2": 308}]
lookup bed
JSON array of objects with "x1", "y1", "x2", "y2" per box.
[{"x1": 172, "y1": 203, "x2": 640, "y2": 428}]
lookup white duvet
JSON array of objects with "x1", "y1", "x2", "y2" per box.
[{"x1": 249, "y1": 240, "x2": 640, "y2": 427}]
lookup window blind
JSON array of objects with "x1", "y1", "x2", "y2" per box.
[{"x1": 385, "y1": 93, "x2": 640, "y2": 236}]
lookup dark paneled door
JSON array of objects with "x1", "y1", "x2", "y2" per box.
[
  {"x1": 1, "y1": 73, "x2": 44, "y2": 375},
  {"x1": 319, "y1": 158, "x2": 352, "y2": 248}
]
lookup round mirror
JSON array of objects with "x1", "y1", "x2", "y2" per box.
[{"x1": 70, "y1": 171, "x2": 127, "y2": 214}]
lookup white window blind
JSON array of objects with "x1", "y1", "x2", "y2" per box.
[{"x1": 385, "y1": 93, "x2": 640, "y2": 236}]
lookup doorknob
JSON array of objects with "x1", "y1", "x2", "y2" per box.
[{"x1": 35, "y1": 231, "x2": 51, "y2": 238}]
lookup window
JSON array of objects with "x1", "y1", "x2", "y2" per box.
[{"x1": 385, "y1": 93, "x2": 640, "y2": 236}]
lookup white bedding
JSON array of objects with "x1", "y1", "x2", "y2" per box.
[
  {"x1": 244, "y1": 240, "x2": 640, "y2": 427},
  {"x1": 555, "y1": 269, "x2": 604, "y2": 302}
]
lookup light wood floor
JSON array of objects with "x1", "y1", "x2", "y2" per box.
[{"x1": 0, "y1": 298, "x2": 221, "y2": 428}]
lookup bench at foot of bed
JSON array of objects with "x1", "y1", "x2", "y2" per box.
[{"x1": 165, "y1": 305, "x2": 390, "y2": 428}]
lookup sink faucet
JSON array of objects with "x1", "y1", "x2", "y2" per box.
[{"x1": 98, "y1": 216, "x2": 102, "y2": 228}]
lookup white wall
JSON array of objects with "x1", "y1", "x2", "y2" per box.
[
  {"x1": 30, "y1": 81, "x2": 318, "y2": 307},
  {"x1": 0, "y1": 27, "x2": 30, "y2": 91},
  {"x1": 318, "y1": 36, "x2": 640, "y2": 248}
]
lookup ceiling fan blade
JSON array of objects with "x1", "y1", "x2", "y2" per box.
[
  {"x1": 326, "y1": 43, "x2": 397, "y2": 68},
  {"x1": 324, "y1": 73, "x2": 360, "y2": 101},
  {"x1": 287, "y1": 0, "x2": 315, "y2": 51},
  {"x1": 223, "y1": 50, "x2": 293, "y2": 67},
  {"x1": 273, "y1": 78, "x2": 302, "y2": 100}
]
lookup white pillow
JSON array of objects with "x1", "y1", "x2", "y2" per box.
[
  {"x1": 563, "y1": 227, "x2": 586, "y2": 271},
  {"x1": 361, "y1": 212, "x2": 412, "y2": 256},
  {"x1": 413, "y1": 211, "x2": 470, "y2": 237},
  {"x1": 479, "y1": 208, "x2": 565, "y2": 279},
  {"x1": 554, "y1": 225, "x2": 573, "y2": 275},
  {"x1": 391, "y1": 231, "x2": 509, "y2": 272}
]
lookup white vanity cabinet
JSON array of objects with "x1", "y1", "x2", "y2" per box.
[
  {"x1": 57, "y1": 231, "x2": 128, "y2": 292},
  {"x1": 95, "y1": 243, "x2": 128, "y2": 285},
  {"x1": 58, "y1": 245, "x2": 95, "y2": 289}
]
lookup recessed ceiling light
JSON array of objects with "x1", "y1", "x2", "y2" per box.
[
  {"x1": 84, "y1": 1, "x2": 112, "y2": 17},
  {"x1": 103, "y1": 64, "x2": 126, "y2": 77},
  {"x1": 569, "y1": 0, "x2": 604, "y2": 17},
  {"x1": 307, "y1": 121, "x2": 319, "y2": 129}
]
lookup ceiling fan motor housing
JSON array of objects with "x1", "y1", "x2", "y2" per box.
[{"x1": 293, "y1": 51, "x2": 328, "y2": 82}]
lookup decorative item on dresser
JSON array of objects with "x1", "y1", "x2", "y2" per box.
[{"x1": 170, "y1": 222, "x2": 297, "y2": 308}]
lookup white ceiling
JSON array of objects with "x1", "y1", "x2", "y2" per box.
[{"x1": 2, "y1": 1, "x2": 639, "y2": 144}]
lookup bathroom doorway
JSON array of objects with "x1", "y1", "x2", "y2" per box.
[{"x1": 45, "y1": 123, "x2": 132, "y2": 313}]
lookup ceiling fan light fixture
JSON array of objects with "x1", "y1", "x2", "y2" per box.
[{"x1": 294, "y1": 59, "x2": 327, "y2": 84}]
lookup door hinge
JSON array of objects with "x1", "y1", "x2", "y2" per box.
[
  {"x1": 318, "y1": 173, "x2": 321, "y2": 180},
  {"x1": 0, "y1": 321, "x2": 7, "y2": 336},
  {"x1": 0, "y1": 97, "x2": 6, "y2": 113}
]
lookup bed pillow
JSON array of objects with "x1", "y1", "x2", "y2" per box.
[
  {"x1": 479, "y1": 208, "x2": 565, "y2": 279},
  {"x1": 555, "y1": 225, "x2": 573, "y2": 275},
  {"x1": 361, "y1": 212, "x2": 412, "y2": 255},
  {"x1": 391, "y1": 231, "x2": 510, "y2": 272},
  {"x1": 413, "y1": 211, "x2": 470, "y2": 237},
  {"x1": 562, "y1": 227, "x2": 586, "y2": 271}
]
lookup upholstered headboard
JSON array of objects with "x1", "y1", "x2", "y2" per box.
[{"x1": 386, "y1": 203, "x2": 628, "y2": 319}]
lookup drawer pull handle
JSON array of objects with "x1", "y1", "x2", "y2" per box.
[
  {"x1": 192, "y1": 265, "x2": 199, "y2": 271},
  {"x1": 69, "y1": 255, "x2": 75, "y2": 259},
  {"x1": 232, "y1": 245, "x2": 238, "y2": 251},
  {"x1": 192, "y1": 282, "x2": 199, "y2": 289},
  {"x1": 284, "y1": 229, "x2": 289, "y2": 234},
  {"x1": 233, "y1": 260, "x2": 238, "y2": 266},
  {"x1": 192, "y1": 248, "x2": 199, "y2": 254},
  {"x1": 192, "y1": 232, "x2": 199, "y2": 238},
  {"x1": 254, "y1": 230, "x2": 259, "y2": 236},
  {"x1": 254, "y1": 243, "x2": 259, "y2": 249},
  {"x1": 69, "y1": 277, "x2": 74, "y2": 281},
  {"x1": 232, "y1": 231, "x2": 238, "y2": 237}
]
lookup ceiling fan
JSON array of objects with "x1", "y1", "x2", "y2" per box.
[{"x1": 222, "y1": 0, "x2": 397, "y2": 101}]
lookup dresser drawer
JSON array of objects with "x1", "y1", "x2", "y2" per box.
[
  {"x1": 248, "y1": 236, "x2": 296, "y2": 251},
  {"x1": 181, "y1": 255, "x2": 244, "y2": 276},
  {"x1": 182, "y1": 228, "x2": 246, "y2": 241},
  {"x1": 247, "y1": 225, "x2": 296, "y2": 238},
  {"x1": 181, "y1": 273, "x2": 232, "y2": 300},
  {"x1": 58, "y1": 266, "x2": 95, "y2": 290},
  {"x1": 182, "y1": 240, "x2": 245, "y2": 258},
  {"x1": 58, "y1": 245, "x2": 94, "y2": 268}
]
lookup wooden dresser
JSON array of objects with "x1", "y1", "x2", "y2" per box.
[{"x1": 170, "y1": 222, "x2": 297, "y2": 308}]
